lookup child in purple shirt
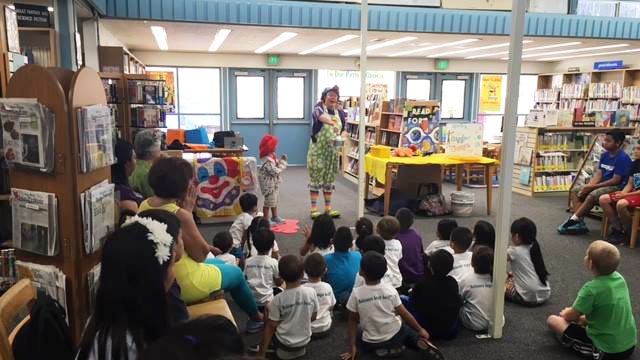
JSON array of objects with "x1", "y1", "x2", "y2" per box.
[{"x1": 396, "y1": 208, "x2": 425, "y2": 286}]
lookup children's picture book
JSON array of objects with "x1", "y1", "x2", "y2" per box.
[
  {"x1": 11, "y1": 188, "x2": 58, "y2": 256},
  {"x1": 399, "y1": 101, "x2": 440, "y2": 154},
  {"x1": 78, "y1": 105, "x2": 116, "y2": 173},
  {"x1": 81, "y1": 180, "x2": 115, "y2": 254},
  {"x1": 446, "y1": 123, "x2": 484, "y2": 158},
  {"x1": 519, "y1": 167, "x2": 531, "y2": 186}
]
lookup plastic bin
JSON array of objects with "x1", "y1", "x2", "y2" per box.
[
  {"x1": 451, "y1": 191, "x2": 475, "y2": 217},
  {"x1": 185, "y1": 128, "x2": 209, "y2": 144}
]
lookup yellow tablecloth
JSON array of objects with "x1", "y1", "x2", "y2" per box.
[{"x1": 365, "y1": 153, "x2": 497, "y2": 184}]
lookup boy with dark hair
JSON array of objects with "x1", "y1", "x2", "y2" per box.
[
  {"x1": 547, "y1": 241, "x2": 636, "y2": 359},
  {"x1": 560, "y1": 131, "x2": 631, "y2": 234},
  {"x1": 303, "y1": 254, "x2": 336, "y2": 336},
  {"x1": 229, "y1": 193, "x2": 259, "y2": 261},
  {"x1": 325, "y1": 227, "x2": 362, "y2": 304},
  {"x1": 395, "y1": 208, "x2": 425, "y2": 286},
  {"x1": 426, "y1": 219, "x2": 457, "y2": 255},
  {"x1": 353, "y1": 235, "x2": 391, "y2": 288},
  {"x1": 448, "y1": 227, "x2": 473, "y2": 281},
  {"x1": 458, "y1": 246, "x2": 494, "y2": 331},
  {"x1": 377, "y1": 217, "x2": 403, "y2": 289},
  {"x1": 213, "y1": 231, "x2": 238, "y2": 265},
  {"x1": 341, "y1": 252, "x2": 443, "y2": 360},
  {"x1": 256, "y1": 255, "x2": 319, "y2": 359}
]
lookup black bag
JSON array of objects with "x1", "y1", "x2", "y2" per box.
[
  {"x1": 213, "y1": 131, "x2": 236, "y2": 148},
  {"x1": 12, "y1": 291, "x2": 74, "y2": 360},
  {"x1": 365, "y1": 188, "x2": 420, "y2": 216}
]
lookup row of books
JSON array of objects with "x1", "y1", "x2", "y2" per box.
[
  {"x1": 386, "y1": 114, "x2": 403, "y2": 131},
  {"x1": 534, "y1": 89, "x2": 559, "y2": 103},
  {"x1": 345, "y1": 123, "x2": 376, "y2": 144},
  {"x1": 102, "y1": 79, "x2": 120, "y2": 104},
  {"x1": 77, "y1": 105, "x2": 116, "y2": 173},
  {"x1": 0, "y1": 99, "x2": 55, "y2": 173},
  {"x1": 385, "y1": 98, "x2": 408, "y2": 114},
  {"x1": 11, "y1": 188, "x2": 58, "y2": 256},
  {"x1": 81, "y1": 181, "x2": 115, "y2": 254},
  {"x1": 533, "y1": 103, "x2": 559, "y2": 111},
  {"x1": 560, "y1": 99, "x2": 586, "y2": 110},
  {"x1": 130, "y1": 106, "x2": 167, "y2": 128},
  {"x1": 622, "y1": 86, "x2": 640, "y2": 104},
  {"x1": 585, "y1": 100, "x2": 620, "y2": 112},
  {"x1": 346, "y1": 158, "x2": 360, "y2": 176},
  {"x1": 621, "y1": 104, "x2": 640, "y2": 121},
  {"x1": 380, "y1": 131, "x2": 401, "y2": 147},
  {"x1": 561, "y1": 84, "x2": 588, "y2": 99},
  {"x1": 534, "y1": 175, "x2": 574, "y2": 192},
  {"x1": 537, "y1": 133, "x2": 595, "y2": 150},
  {"x1": 0, "y1": 249, "x2": 16, "y2": 280},
  {"x1": 588, "y1": 82, "x2": 622, "y2": 99},
  {"x1": 127, "y1": 80, "x2": 166, "y2": 105},
  {"x1": 536, "y1": 153, "x2": 581, "y2": 171}
]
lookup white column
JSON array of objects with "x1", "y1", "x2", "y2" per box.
[
  {"x1": 490, "y1": 0, "x2": 527, "y2": 339},
  {"x1": 82, "y1": 19, "x2": 100, "y2": 70},
  {"x1": 357, "y1": 0, "x2": 368, "y2": 218}
]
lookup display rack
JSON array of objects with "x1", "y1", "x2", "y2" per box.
[
  {"x1": 6, "y1": 65, "x2": 109, "y2": 343},
  {"x1": 341, "y1": 96, "x2": 380, "y2": 192}
]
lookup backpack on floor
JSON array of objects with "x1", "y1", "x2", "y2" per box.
[
  {"x1": 12, "y1": 291, "x2": 74, "y2": 360},
  {"x1": 365, "y1": 188, "x2": 420, "y2": 216},
  {"x1": 416, "y1": 183, "x2": 449, "y2": 217}
]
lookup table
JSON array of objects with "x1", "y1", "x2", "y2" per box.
[{"x1": 364, "y1": 153, "x2": 497, "y2": 216}]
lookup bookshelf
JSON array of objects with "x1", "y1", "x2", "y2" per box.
[
  {"x1": 123, "y1": 74, "x2": 168, "y2": 142},
  {"x1": 98, "y1": 46, "x2": 146, "y2": 75},
  {"x1": 6, "y1": 65, "x2": 109, "y2": 343},
  {"x1": 99, "y1": 72, "x2": 125, "y2": 138}
]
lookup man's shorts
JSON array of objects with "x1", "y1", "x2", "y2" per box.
[
  {"x1": 572, "y1": 185, "x2": 619, "y2": 202},
  {"x1": 609, "y1": 193, "x2": 640, "y2": 208}
]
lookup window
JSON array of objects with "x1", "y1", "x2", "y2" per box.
[
  {"x1": 236, "y1": 76, "x2": 265, "y2": 119},
  {"x1": 406, "y1": 79, "x2": 431, "y2": 100},
  {"x1": 277, "y1": 77, "x2": 304, "y2": 119},
  {"x1": 441, "y1": 79, "x2": 466, "y2": 119}
]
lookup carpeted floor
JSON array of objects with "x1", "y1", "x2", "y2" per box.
[{"x1": 198, "y1": 167, "x2": 640, "y2": 360}]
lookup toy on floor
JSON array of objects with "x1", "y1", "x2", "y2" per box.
[{"x1": 271, "y1": 219, "x2": 300, "y2": 235}]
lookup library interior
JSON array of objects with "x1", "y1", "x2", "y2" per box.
[{"x1": 2, "y1": 1, "x2": 640, "y2": 360}]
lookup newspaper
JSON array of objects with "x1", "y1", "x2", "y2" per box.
[
  {"x1": 87, "y1": 263, "x2": 101, "y2": 313},
  {"x1": 11, "y1": 188, "x2": 58, "y2": 256},
  {"x1": 15, "y1": 260, "x2": 67, "y2": 319},
  {"x1": 82, "y1": 180, "x2": 115, "y2": 254},
  {"x1": 78, "y1": 105, "x2": 116, "y2": 173},
  {"x1": 0, "y1": 99, "x2": 55, "y2": 172}
]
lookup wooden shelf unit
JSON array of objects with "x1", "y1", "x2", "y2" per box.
[{"x1": 98, "y1": 46, "x2": 146, "y2": 75}]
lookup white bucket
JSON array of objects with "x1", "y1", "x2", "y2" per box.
[{"x1": 451, "y1": 191, "x2": 475, "y2": 217}]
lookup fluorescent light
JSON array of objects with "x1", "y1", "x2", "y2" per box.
[
  {"x1": 538, "y1": 48, "x2": 640, "y2": 61},
  {"x1": 465, "y1": 41, "x2": 583, "y2": 59},
  {"x1": 341, "y1": 36, "x2": 417, "y2": 56},
  {"x1": 255, "y1": 32, "x2": 298, "y2": 54},
  {"x1": 208, "y1": 29, "x2": 231, "y2": 52},
  {"x1": 427, "y1": 40, "x2": 533, "y2": 58},
  {"x1": 299, "y1": 34, "x2": 359, "y2": 55},
  {"x1": 521, "y1": 43, "x2": 628, "y2": 59},
  {"x1": 389, "y1": 39, "x2": 479, "y2": 57},
  {"x1": 150, "y1": 26, "x2": 168, "y2": 51}
]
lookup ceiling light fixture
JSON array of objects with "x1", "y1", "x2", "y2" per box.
[
  {"x1": 428, "y1": 40, "x2": 533, "y2": 58},
  {"x1": 465, "y1": 41, "x2": 583, "y2": 59},
  {"x1": 520, "y1": 43, "x2": 628, "y2": 59},
  {"x1": 341, "y1": 36, "x2": 418, "y2": 56},
  {"x1": 538, "y1": 48, "x2": 640, "y2": 61},
  {"x1": 150, "y1": 26, "x2": 168, "y2": 51},
  {"x1": 208, "y1": 29, "x2": 231, "y2": 52},
  {"x1": 299, "y1": 34, "x2": 359, "y2": 55},
  {"x1": 255, "y1": 32, "x2": 298, "y2": 54},
  {"x1": 388, "y1": 38, "x2": 480, "y2": 57}
]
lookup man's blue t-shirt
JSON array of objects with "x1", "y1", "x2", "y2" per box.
[
  {"x1": 324, "y1": 251, "x2": 362, "y2": 304},
  {"x1": 599, "y1": 150, "x2": 632, "y2": 189}
]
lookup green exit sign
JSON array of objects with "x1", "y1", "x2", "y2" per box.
[
  {"x1": 435, "y1": 58, "x2": 449, "y2": 70},
  {"x1": 267, "y1": 54, "x2": 280, "y2": 66}
]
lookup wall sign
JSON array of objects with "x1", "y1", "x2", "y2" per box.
[
  {"x1": 479, "y1": 75, "x2": 503, "y2": 113},
  {"x1": 15, "y1": 4, "x2": 50, "y2": 28},
  {"x1": 446, "y1": 123, "x2": 484, "y2": 158},
  {"x1": 593, "y1": 60, "x2": 623, "y2": 71}
]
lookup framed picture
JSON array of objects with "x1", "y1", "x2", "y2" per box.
[{"x1": 5, "y1": 6, "x2": 19, "y2": 53}]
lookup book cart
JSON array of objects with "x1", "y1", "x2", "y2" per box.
[{"x1": 7, "y1": 65, "x2": 109, "y2": 343}]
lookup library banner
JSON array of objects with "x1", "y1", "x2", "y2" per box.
[{"x1": 479, "y1": 75, "x2": 503, "y2": 113}]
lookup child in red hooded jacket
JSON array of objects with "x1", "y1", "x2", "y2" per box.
[{"x1": 258, "y1": 134, "x2": 288, "y2": 225}]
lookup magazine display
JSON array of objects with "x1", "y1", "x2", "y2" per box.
[
  {"x1": 81, "y1": 180, "x2": 115, "y2": 254},
  {"x1": 0, "y1": 99, "x2": 55, "y2": 172},
  {"x1": 15, "y1": 260, "x2": 67, "y2": 317},
  {"x1": 77, "y1": 105, "x2": 116, "y2": 173},
  {"x1": 87, "y1": 263, "x2": 101, "y2": 313},
  {"x1": 11, "y1": 188, "x2": 58, "y2": 256}
]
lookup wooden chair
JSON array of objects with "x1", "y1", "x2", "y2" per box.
[
  {"x1": 187, "y1": 298, "x2": 236, "y2": 327},
  {"x1": 601, "y1": 209, "x2": 640, "y2": 248},
  {"x1": 0, "y1": 279, "x2": 36, "y2": 360}
]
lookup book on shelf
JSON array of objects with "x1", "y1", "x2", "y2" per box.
[
  {"x1": 534, "y1": 89, "x2": 559, "y2": 103},
  {"x1": 561, "y1": 84, "x2": 587, "y2": 99},
  {"x1": 87, "y1": 263, "x2": 101, "y2": 313},
  {"x1": 102, "y1": 79, "x2": 119, "y2": 103},
  {"x1": 536, "y1": 152, "x2": 570, "y2": 171},
  {"x1": 130, "y1": 106, "x2": 166, "y2": 128},
  {"x1": 560, "y1": 99, "x2": 586, "y2": 110},
  {"x1": 534, "y1": 174, "x2": 573, "y2": 192},
  {"x1": 0, "y1": 99, "x2": 55, "y2": 173},
  {"x1": 127, "y1": 80, "x2": 166, "y2": 105},
  {"x1": 15, "y1": 260, "x2": 67, "y2": 317},
  {"x1": 77, "y1": 105, "x2": 117, "y2": 173},
  {"x1": 583, "y1": 111, "x2": 615, "y2": 127},
  {"x1": 538, "y1": 133, "x2": 594, "y2": 151},
  {"x1": 621, "y1": 105, "x2": 640, "y2": 121},
  {"x1": 11, "y1": 188, "x2": 58, "y2": 256},
  {"x1": 622, "y1": 86, "x2": 640, "y2": 104},
  {"x1": 81, "y1": 180, "x2": 115, "y2": 254},
  {"x1": 588, "y1": 82, "x2": 622, "y2": 99},
  {"x1": 585, "y1": 100, "x2": 620, "y2": 112},
  {"x1": 399, "y1": 102, "x2": 440, "y2": 153}
]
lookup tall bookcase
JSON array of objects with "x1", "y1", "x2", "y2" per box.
[
  {"x1": 7, "y1": 65, "x2": 109, "y2": 343},
  {"x1": 99, "y1": 72, "x2": 125, "y2": 138}
]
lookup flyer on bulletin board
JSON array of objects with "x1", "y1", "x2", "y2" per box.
[{"x1": 479, "y1": 75, "x2": 503, "y2": 113}]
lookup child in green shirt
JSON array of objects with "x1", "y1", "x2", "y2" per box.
[{"x1": 547, "y1": 240, "x2": 636, "y2": 359}]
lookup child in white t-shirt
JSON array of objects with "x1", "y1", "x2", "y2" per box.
[
  {"x1": 246, "y1": 216, "x2": 280, "y2": 259},
  {"x1": 212, "y1": 231, "x2": 238, "y2": 266},
  {"x1": 458, "y1": 246, "x2": 495, "y2": 331},
  {"x1": 448, "y1": 227, "x2": 473, "y2": 282},
  {"x1": 353, "y1": 235, "x2": 393, "y2": 288},
  {"x1": 256, "y1": 255, "x2": 319, "y2": 359},
  {"x1": 341, "y1": 252, "x2": 443, "y2": 360},
  {"x1": 507, "y1": 217, "x2": 551, "y2": 306},
  {"x1": 425, "y1": 219, "x2": 457, "y2": 256},
  {"x1": 377, "y1": 216, "x2": 403, "y2": 289},
  {"x1": 244, "y1": 228, "x2": 282, "y2": 334},
  {"x1": 229, "y1": 193, "x2": 258, "y2": 262},
  {"x1": 303, "y1": 253, "x2": 336, "y2": 336},
  {"x1": 300, "y1": 213, "x2": 335, "y2": 257}
]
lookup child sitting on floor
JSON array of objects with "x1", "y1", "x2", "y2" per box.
[
  {"x1": 377, "y1": 216, "x2": 403, "y2": 290},
  {"x1": 448, "y1": 227, "x2": 473, "y2": 282},
  {"x1": 300, "y1": 213, "x2": 335, "y2": 257},
  {"x1": 256, "y1": 255, "x2": 319, "y2": 359},
  {"x1": 406, "y1": 249, "x2": 461, "y2": 340},
  {"x1": 341, "y1": 252, "x2": 443, "y2": 360},
  {"x1": 229, "y1": 193, "x2": 259, "y2": 262},
  {"x1": 354, "y1": 235, "x2": 392, "y2": 288},
  {"x1": 458, "y1": 246, "x2": 494, "y2": 332},
  {"x1": 507, "y1": 217, "x2": 550, "y2": 306},
  {"x1": 472, "y1": 220, "x2": 495, "y2": 250},
  {"x1": 244, "y1": 227, "x2": 282, "y2": 333},
  {"x1": 325, "y1": 226, "x2": 362, "y2": 305},
  {"x1": 303, "y1": 253, "x2": 336, "y2": 336},
  {"x1": 212, "y1": 231, "x2": 238, "y2": 266},
  {"x1": 425, "y1": 219, "x2": 457, "y2": 255},
  {"x1": 354, "y1": 217, "x2": 374, "y2": 250},
  {"x1": 246, "y1": 216, "x2": 280, "y2": 259},
  {"x1": 547, "y1": 240, "x2": 636, "y2": 360},
  {"x1": 258, "y1": 134, "x2": 288, "y2": 225},
  {"x1": 395, "y1": 208, "x2": 425, "y2": 287}
]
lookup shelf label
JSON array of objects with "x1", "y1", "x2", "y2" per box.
[
  {"x1": 593, "y1": 60, "x2": 623, "y2": 71},
  {"x1": 15, "y1": 3, "x2": 51, "y2": 28}
]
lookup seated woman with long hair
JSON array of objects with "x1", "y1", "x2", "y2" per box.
[
  {"x1": 111, "y1": 139, "x2": 144, "y2": 213},
  {"x1": 76, "y1": 209, "x2": 182, "y2": 360}
]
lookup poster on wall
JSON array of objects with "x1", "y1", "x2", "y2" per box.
[
  {"x1": 479, "y1": 75, "x2": 503, "y2": 113},
  {"x1": 5, "y1": 6, "x2": 19, "y2": 53},
  {"x1": 446, "y1": 123, "x2": 484, "y2": 158}
]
